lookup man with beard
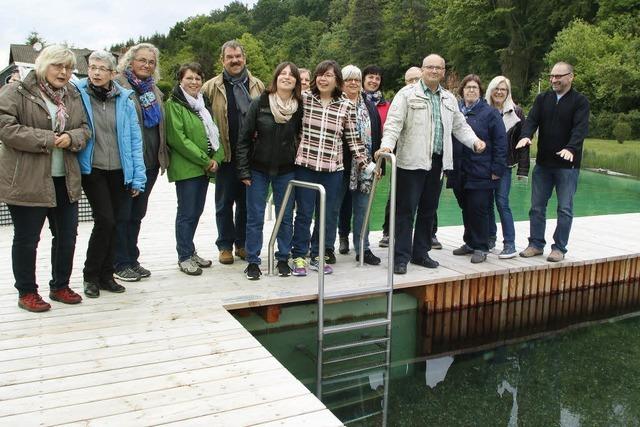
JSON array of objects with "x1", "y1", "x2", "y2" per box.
[{"x1": 202, "y1": 40, "x2": 264, "y2": 264}]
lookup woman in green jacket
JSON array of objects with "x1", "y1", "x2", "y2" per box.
[{"x1": 165, "y1": 63, "x2": 224, "y2": 275}]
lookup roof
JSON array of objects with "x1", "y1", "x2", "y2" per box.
[{"x1": 9, "y1": 44, "x2": 115, "y2": 76}]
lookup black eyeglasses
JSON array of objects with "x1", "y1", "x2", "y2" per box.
[{"x1": 549, "y1": 72, "x2": 572, "y2": 79}]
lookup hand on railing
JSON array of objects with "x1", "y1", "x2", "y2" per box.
[{"x1": 375, "y1": 147, "x2": 392, "y2": 161}]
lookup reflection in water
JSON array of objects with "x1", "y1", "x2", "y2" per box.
[{"x1": 497, "y1": 380, "x2": 518, "y2": 427}]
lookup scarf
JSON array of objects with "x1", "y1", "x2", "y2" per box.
[
  {"x1": 268, "y1": 93, "x2": 298, "y2": 123},
  {"x1": 364, "y1": 90, "x2": 385, "y2": 106},
  {"x1": 89, "y1": 81, "x2": 118, "y2": 102},
  {"x1": 349, "y1": 95, "x2": 374, "y2": 193},
  {"x1": 180, "y1": 86, "x2": 220, "y2": 153},
  {"x1": 125, "y1": 69, "x2": 162, "y2": 128},
  {"x1": 499, "y1": 98, "x2": 521, "y2": 132},
  {"x1": 39, "y1": 81, "x2": 68, "y2": 132},
  {"x1": 223, "y1": 67, "x2": 252, "y2": 119},
  {"x1": 460, "y1": 98, "x2": 481, "y2": 116}
]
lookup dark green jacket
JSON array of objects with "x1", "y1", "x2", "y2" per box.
[{"x1": 165, "y1": 86, "x2": 225, "y2": 182}]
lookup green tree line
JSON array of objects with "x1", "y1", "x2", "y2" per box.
[{"x1": 111, "y1": 0, "x2": 640, "y2": 139}]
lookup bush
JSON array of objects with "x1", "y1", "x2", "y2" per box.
[{"x1": 613, "y1": 121, "x2": 632, "y2": 144}]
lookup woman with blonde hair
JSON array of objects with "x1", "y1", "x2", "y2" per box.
[
  {"x1": 0, "y1": 45, "x2": 90, "y2": 312},
  {"x1": 484, "y1": 75, "x2": 529, "y2": 258}
]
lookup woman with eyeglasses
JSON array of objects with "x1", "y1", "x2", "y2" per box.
[
  {"x1": 447, "y1": 74, "x2": 507, "y2": 263},
  {"x1": 75, "y1": 50, "x2": 147, "y2": 297},
  {"x1": 290, "y1": 60, "x2": 368, "y2": 277},
  {"x1": 0, "y1": 45, "x2": 90, "y2": 312},
  {"x1": 113, "y1": 43, "x2": 169, "y2": 282},
  {"x1": 485, "y1": 76, "x2": 529, "y2": 259},
  {"x1": 166, "y1": 62, "x2": 224, "y2": 276}
]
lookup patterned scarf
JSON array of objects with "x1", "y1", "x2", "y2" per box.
[
  {"x1": 39, "y1": 81, "x2": 68, "y2": 132},
  {"x1": 268, "y1": 92, "x2": 298, "y2": 123},
  {"x1": 223, "y1": 67, "x2": 252, "y2": 119},
  {"x1": 364, "y1": 90, "x2": 385, "y2": 106},
  {"x1": 125, "y1": 69, "x2": 162, "y2": 128},
  {"x1": 179, "y1": 86, "x2": 220, "y2": 152},
  {"x1": 89, "y1": 81, "x2": 118, "y2": 102},
  {"x1": 349, "y1": 95, "x2": 374, "y2": 194}
]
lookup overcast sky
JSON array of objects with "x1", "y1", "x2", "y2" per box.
[{"x1": 0, "y1": 0, "x2": 257, "y2": 69}]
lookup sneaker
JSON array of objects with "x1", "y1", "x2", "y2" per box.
[
  {"x1": 326, "y1": 249, "x2": 337, "y2": 264},
  {"x1": 498, "y1": 245, "x2": 517, "y2": 259},
  {"x1": 191, "y1": 252, "x2": 212, "y2": 268},
  {"x1": 277, "y1": 260, "x2": 292, "y2": 277},
  {"x1": 470, "y1": 250, "x2": 487, "y2": 264},
  {"x1": 431, "y1": 236, "x2": 443, "y2": 250},
  {"x1": 339, "y1": 237, "x2": 350, "y2": 254},
  {"x1": 520, "y1": 246, "x2": 543, "y2": 258},
  {"x1": 132, "y1": 264, "x2": 151, "y2": 278},
  {"x1": 291, "y1": 257, "x2": 307, "y2": 277},
  {"x1": 309, "y1": 256, "x2": 333, "y2": 274},
  {"x1": 356, "y1": 249, "x2": 381, "y2": 265},
  {"x1": 18, "y1": 293, "x2": 51, "y2": 312},
  {"x1": 178, "y1": 258, "x2": 203, "y2": 276},
  {"x1": 547, "y1": 249, "x2": 565, "y2": 262},
  {"x1": 235, "y1": 247, "x2": 247, "y2": 260},
  {"x1": 379, "y1": 234, "x2": 389, "y2": 248},
  {"x1": 219, "y1": 249, "x2": 234, "y2": 265},
  {"x1": 114, "y1": 267, "x2": 142, "y2": 282},
  {"x1": 245, "y1": 263, "x2": 262, "y2": 280},
  {"x1": 50, "y1": 287, "x2": 83, "y2": 304},
  {"x1": 99, "y1": 278, "x2": 126, "y2": 293},
  {"x1": 452, "y1": 244, "x2": 474, "y2": 256},
  {"x1": 488, "y1": 236, "x2": 496, "y2": 250}
]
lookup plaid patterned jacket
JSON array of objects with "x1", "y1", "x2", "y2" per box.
[{"x1": 295, "y1": 92, "x2": 366, "y2": 172}]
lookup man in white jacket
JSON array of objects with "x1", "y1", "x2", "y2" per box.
[{"x1": 376, "y1": 54, "x2": 485, "y2": 274}]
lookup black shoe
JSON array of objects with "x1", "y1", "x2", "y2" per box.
[
  {"x1": 452, "y1": 244, "x2": 474, "y2": 256},
  {"x1": 411, "y1": 254, "x2": 439, "y2": 269},
  {"x1": 488, "y1": 236, "x2": 496, "y2": 251},
  {"x1": 325, "y1": 249, "x2": 337, "y2": 264},
  {"x1": 356, "y1": 249, "x2": 381, "y2": 265},
  {"x1": 276, "y1": 260, "x2": 292, "y2": 277},
  {"x1": 470, "y1": 250, "x2": 487, "y2": 264},
  {"x1": 99, "y1": 278, "x2": 126, "y2": 293},
  {"x1": 394, "y1": 262, "x2": 407, "y2": 274},
  {"x1": 83, "y1": 280, "x2": 100, "y2": 298},
  {"x1": 245, "y1": 263, "x2": 262, "y2": 280},
  {"x1": 431, "y1": 236, "x2": 443, "y2": 250},
  {"x1": 339, "y1": 237, "x2": 349, "y2": 254},
  {"x1": 132, "y1": 264, "x2": 151, "y2": 278}
]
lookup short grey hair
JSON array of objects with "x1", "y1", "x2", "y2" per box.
[
  {"x1": 342, "y1": 64, "x2": 362, "y2": 81},
  {"x1": 220, "y1": 40, "x2": 245, "y2": 59},
  {"x1": 117, "y1": 42, "x2": 161, "y2": 80},
  {"x1": 34, "y1": 45, "x2": 76, "y2": 81},
  {"x1": 88, "y1": 50, "x2": 117, "y2": 71}
]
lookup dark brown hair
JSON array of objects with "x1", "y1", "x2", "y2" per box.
[
  {"x1": 267, "y1": 61, "x2": 302, "y2": 103},
  {"x1": 458, "y1": 74, "x2": 483, "y2": 98},
  {"x1": 177, "y1": 62, "x2": 205, "y2": 81},
  {"x1": 310, "y1": 60, "x2": 343, "y2": 99}
]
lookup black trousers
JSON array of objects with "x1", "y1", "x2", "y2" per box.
[
  {"x1": 8, "y1": 177, "x2": 78, "y2": 296},
  {"x1": 82, "y1": 169, "x2": 127, "y2": 283},
  {"x1": 453, "y1": 187, "x2": 493, "y2": 252},
  {"x1": 384, "y1": 174, "x2": 442, "y2": 237},
  {"x1": 394, "y1": 156, "x2": 443, "y2": 265}
]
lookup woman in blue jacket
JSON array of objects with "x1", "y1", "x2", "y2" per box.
[
  {"x1": 447, "y1": 74, "x2": 507, "y2": 263},
  {"x1": 75, "y1": 50, "x2": 146, "y2": 298}
]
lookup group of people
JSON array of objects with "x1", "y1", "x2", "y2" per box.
[{"x1": 0, "y1": 38, "x2": 589, "y2": 313}]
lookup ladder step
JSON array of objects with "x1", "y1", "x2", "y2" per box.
[
  {"x1": 343, "y1": 411, "x2": 384, "y2": 425},
  {"x1": 324, "y1": 337, "x2": 389, "y2": 352},
  {"x1": 324, "y1": 286, "x2": 392, "y2": 301},
  {"x1": 323, "y1": 318, "x2": 390, "y2": 335},
  {"x1": 323, "y1": 349, "x2": 387, "y2": 365},
  {"x1": 322, "y1": 362, "x2": 387, "y2": 380}
]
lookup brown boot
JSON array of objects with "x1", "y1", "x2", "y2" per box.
[
  {"x1": 235, "y1": 247, "x2": 247, "y2": 260},
  {"x1": 519, "y1": 246, "x2": 543, "y2": 258},
  {"x1": 547, "y1": 249, "x2": 565, "y2": 262},
  {"x1": 219, "y1": 249, "x2": 234, "y2": 264}
]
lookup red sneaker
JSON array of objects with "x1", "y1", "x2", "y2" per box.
[
  {"x1": 49, "y1": 287, "x2": 83, "y2": 305},
  {"x1": 18, "y1": 293, "x2": 52, "y2": 312}
]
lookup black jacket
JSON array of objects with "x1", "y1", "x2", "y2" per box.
[
  {"x1": 504, "y1": 105, "x2": 530, "y2": 177},
  {"x1": 521, "y1": 88, "x2": 589, "y2": 169},
  {"x1": 236, "y1": 92, "x2": 302, "y2": 179},
  {"x1": 448, "y1": 99, "x2": 508, "y2": 191}
]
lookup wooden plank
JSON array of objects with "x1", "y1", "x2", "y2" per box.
[{"x1": 254, "y1": 410, "x2": 343, "y2": 427}]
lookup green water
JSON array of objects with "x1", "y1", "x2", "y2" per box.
[{"x1": 368, "y1": 167, "x2": 640, "y2": 230}]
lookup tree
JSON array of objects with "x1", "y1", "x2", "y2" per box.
[
  {"x1": 613, "y1": 120, "x2": 632, "y2": 144},
  {"x1": 347, "y1": 0, "x2": 384, "y2": 67},
  {"x1": 25, "y1": 31, "x2": 46, "y2": 46}
]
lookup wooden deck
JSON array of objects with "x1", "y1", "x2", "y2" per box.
[{"x1": 1, "y1": 177, "x2": 638, "y2": 426}]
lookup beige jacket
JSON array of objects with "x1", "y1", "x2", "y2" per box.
[
  {"x1": 114, "y1": 74, "x2": 169, "y2": 172},
  {"x1": 0, "y1": 71, "x2": 90, "y2": 207},
  {"x1": 381, "y1": 83, "x2": 478, "y2": 171},
  {"x1": 201, "y1": 70, "x2": 264, "y2": 162}
]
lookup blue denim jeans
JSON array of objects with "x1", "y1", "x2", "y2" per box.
[
  {"x1": 489, "y1": 167, "x2": 516, "y2": 246},
  {"x1": 528, "y1": 164, "x2": 580, "y2": 253},
  {"x1": 245, "y1": 170, "x2": 295, "y2": 264},
  {"x1": 115, "y1": 167, "x2": 158, "y2": 270},
  {"x1": 291, "y1": 167, "x2": 343, "y2": 259},
  {"x1": 8, "y1": 177, "x2": 78, "y2": 295},
  {"x1": 214, "y1": 161, "x2": 246, "y2": 251},
  {"x1": 175, "y1": 175, "x2": 209, "y2": 262}
]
